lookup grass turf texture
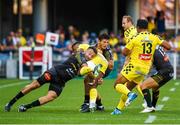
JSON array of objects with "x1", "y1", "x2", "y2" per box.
[{"x1": 0, "y1": 79, "x2": 180, "y2": 124}]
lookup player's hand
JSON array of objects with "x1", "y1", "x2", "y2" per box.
[{"x1": 108, "y1": 60, "x2": 114, "y2": 70}]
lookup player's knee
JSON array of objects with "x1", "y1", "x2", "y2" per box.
[
  {"x1": 140, "y1": 83, "x2": 146, "y2": 90},
  {"x1": 25, "y1": 80, "x2": 40, "y2": 90},
  {"x1": 47, "y1": 92, "x2": 57, "y2": 101}
]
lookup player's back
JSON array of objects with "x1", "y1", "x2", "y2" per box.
[
  {"x1": 127, "y1": 31, "x2": 163, "y2": 74},
  {"x1": 153, "y1": 46, "x2": 173, "y2": 71}
]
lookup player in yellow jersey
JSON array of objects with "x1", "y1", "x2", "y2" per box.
[
  {"x1": 71, "y1": 38, "x2": 111, "y2": 112},
  {"x1": 122, "y1": 15, "x2": 137, "y2": 44},
  {"x1": 80, "y1": 51, "x2": 108, "y2": 112},
  {"x1": 122, "y1": 15, "x2": 143, "y2": 104},
  {"x1": 111, "y1": 19, "x2": 171, "y2": 115},
  {"x1": 80, "y1": 34, "x2": 114, "y2": 113}
]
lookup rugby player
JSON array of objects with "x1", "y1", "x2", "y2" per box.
[
  {"x1": 122, "y1": 15, "x2": 137, "y2": 44},
  {"x1": 80, "y1": 33, "x2": 114, "y2": 112},
  {"x1": 140, "y1": 46, "x2": 173, "y2": 113},
  {"x1": 111, "y1": 19, "x2": 171, "y2": 115},
  {"x1": 4, "y1": 47, "x2": 98, "y2": 112}
]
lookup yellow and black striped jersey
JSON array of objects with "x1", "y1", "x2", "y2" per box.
[
  {"x1": 124, "y1": 26, "x2": 137, "y2": 44},
  {"x1": 126, "y1": 31, "x2": 163, "y2": 74}
]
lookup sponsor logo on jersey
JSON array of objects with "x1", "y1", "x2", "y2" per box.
[{"x1": 139, "y1": 54, "x2": 152, "y2": 60}]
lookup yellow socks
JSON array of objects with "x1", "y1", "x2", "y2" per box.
[
  {"x1": 89, "y1": 88, "x2": 97, "y2": 108},
  {"x1": 117, "y1": 94, "x2": 128, "y2": 110},
  {"x1": 136, "y1": 85, "x2": 144, "y2": 97},
  {"x1": 115, "y1": 84, "x2": 130, "y2": 96}
]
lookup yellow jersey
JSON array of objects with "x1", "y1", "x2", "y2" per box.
[
  {"x1": 86, "y1": 52, "x2": 108, "y2": 75},
  {"x1": 126, "y1": 31, "x2": 163, "y2": 74},
  {"x1": 124, "y1": 26, "x2": 137, "y2": 44},
  {"x1": 78, "y1": 44, "x2": 108, "y2": 76},
  {"x1": 78, "y1": 44, "x2": 90, "y2": 51}
]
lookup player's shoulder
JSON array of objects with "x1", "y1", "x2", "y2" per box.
[
  {"x1": 97, "y1": 53, "x2": 108, "y2": 63},
  {"x1": 129, "y1": 32, "x2": 140, "y2": 41},
  {"x1": 126, "y1": 26, "x2": 136, "y2": 32}
]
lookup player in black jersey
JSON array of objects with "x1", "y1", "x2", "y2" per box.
[
  {"x1": 140, "y1": 46, "x2": 173, "y2": 113},
  {"x1": 80, "y1": 33, "x2": 114, "y2": 112},
  {"x1": 4, "y1": 47, "x2": 98, "y2": 112}
]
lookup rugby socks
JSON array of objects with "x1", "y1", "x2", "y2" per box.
[
  {"x1": 96, "y1": 98, "x2": 102, "y2": 106},
  {"x1": 152, "y1": 90, "x2": 160, "y2": 107},
  {"x1": 115, "y1": 84, "x2": 130, "y2": 96},
  {"x1": 84, "y1": 95, "x2": 90, "y2": 103},
  {"x1": 84, "y1": 94, "x2": 102, "y2": 106},
  {"x1": 9, "y1": 91, "x2": 24, "y2": 106},
  {"x1": 136, "y1": 85, "x2": 144, "y2": 97},
  {"x1": 117, "y1": 94, "x2": 127, "y2": 110},
  {"x1": 89, "y1": 88, "x2": 97, "y2": 108},
  {"x1": 24, "y1": 100, "x2": 41, "y2": 109},
  {"x1": 142, "y1": 89, "x2": 152, "y2": 107}
]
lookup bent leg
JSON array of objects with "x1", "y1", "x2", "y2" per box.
[{"x1": 114, "y1": 73, "x2": 130, "y2": 96}]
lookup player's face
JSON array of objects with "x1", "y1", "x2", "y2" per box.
[
  {"x1": 85, "y1": 49, "x2": 96, "y2": 60},
  {"x1": 72, "y1": 43, "x2": 80, "y2": 53},
  {"x1": 99, "y1": 39, "x2": 109, "y2": 50},
  {"x1": 122, "y1": 18, "x2": 130, "y2": 30}
]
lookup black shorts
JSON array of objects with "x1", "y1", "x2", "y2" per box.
[
  {"x1": 151, "y1": 67, "x2": 173, "y2": 87},
  {"x1": 37, "y1": 67, "x2": 65, "y2": 96},
  {"x1": 103, "y1": 68, "x2": 112, "y2": 78}
]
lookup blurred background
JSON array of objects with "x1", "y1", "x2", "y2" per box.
[{"x1": 0, "y1": 0, "x2": 180, "y2": 79}]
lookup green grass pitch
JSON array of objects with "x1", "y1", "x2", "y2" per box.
[{"x1": 0, "y1": 78, "x2": 180, "y2": 124}]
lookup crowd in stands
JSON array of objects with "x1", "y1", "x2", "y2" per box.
[{"x1": 1, "y1": 12, "x2": 180, "y2": 67}]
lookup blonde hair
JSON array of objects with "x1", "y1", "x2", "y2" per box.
[{"x1": 123, "y1": 15, "x2": 133, "y2": 24}]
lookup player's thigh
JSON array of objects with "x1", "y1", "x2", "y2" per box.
[
  {"x1": 126, "y1": 81, "x2": 137, "y2": 91},
  {"x1": 49, "y1": 81, "x2": 64, "y2": 97},
  {"x1": 121, "y1": 63, "x2": 138, "y2": 82},
  {"x1": 115, "y1": 73, "x2": 128, "y2": 86},
  {"x1": 140, "y1": 77, "x2": 158, "y2": 90},
  {"x1": 133, "y1": 74, "x2": 145, "y2": 85},
  {"x1": 37, "y1": 67, "x2": 57, "y2": 86}
]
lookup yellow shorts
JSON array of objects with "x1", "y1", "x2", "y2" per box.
[{"x1": 121, "y1": 63, "x2": 147, "y2": 84}]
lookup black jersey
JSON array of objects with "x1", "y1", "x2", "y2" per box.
[
  {"x1": 53, "y1": 52, "x2": 86, "y2": 82},
  {"x1": 153, "y1": 46, "x2": 173, "y2": 71},
  {"x1": 93, "y1": 44, "x2": 113, "y2": 61},
  {"x1": 102, "y1": 46, "x2": 113, "y2": 61}
]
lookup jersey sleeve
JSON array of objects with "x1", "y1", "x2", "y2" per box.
[
  {"x1": 156, "y1": 35, "x2": 164, "y2": 45},
  {"x1": 125, "y1": 39, "x2": 134, "y2": 50},
  {"x1": 99, "y1": 61, "x2": 108, "y2": 74}
]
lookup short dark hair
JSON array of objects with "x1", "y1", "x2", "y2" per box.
[
  {"x1": 137, "y1": 19, "x2": 148, "y2": 29},
  {"x1": 98, "y1": 33, "x2": 110, "y2": 41},
  {"x1": 72, "y1": 41, "x2": 80, "y2": 48},
  {"x1": 88, "y1": 46, "x2": 97, "y2": 55}
]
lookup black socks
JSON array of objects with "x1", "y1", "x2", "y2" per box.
[
  {"x1": 9, "y1": 91, "x2": 24, "y2": 106},
  {"x1": 142, "y1": 89, "x2": 152, "y2": 107}
]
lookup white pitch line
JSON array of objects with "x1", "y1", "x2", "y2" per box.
[
  {"x1": 144, "y1": 115, "x2": 156, "y2": 123},
  {"x1": 0, "y1": 81, "x2": 27, "y2": 89},
  {"x1": 156, "y1": 104, "x2": 164, "y2": 111},
  {"x1": 169, "y1": 88, "x2": 176, "y2": 92},
  {"x1": 162, "y1": 96, "x2": 169, "y2": 102},
  {"x1": 174, "y1": 82, "x2": 179, "y2": 86}
]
